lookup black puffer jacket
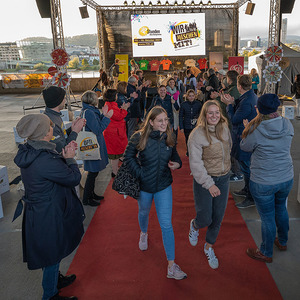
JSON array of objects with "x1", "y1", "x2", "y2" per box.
[
  {"x1": 179, "y1": 100, "x2": 202, "y2": 130},
  {"x1": 124, "y1": 131, "x2": 182, "y2": 193}
]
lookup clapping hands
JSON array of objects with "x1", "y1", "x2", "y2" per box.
[
  {"x1": 62, "y1": 141, "x2": 77, "y2": 159},
  {"x1": 220, "y1": 92, "x2": 235, "y2": 105},
  {"x1": 102, "y1": 104, "x2": 113, "y2": 118}
]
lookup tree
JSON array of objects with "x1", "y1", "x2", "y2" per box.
[
  {"x1": 93, "y1": 59, "x2": 99, "y2": 65},
  {"x1": 81, "y1": 58, "x2": 89, "y2": 66},
  {"x1": 248, "y1": 49, "x2": 261, "y2": 57},
  {"x1": 68, "y1": 56, "x2": 80, "y2": 69},
  {"x1": 34, "y1": 63, "x2": 47, "y2": 71}
]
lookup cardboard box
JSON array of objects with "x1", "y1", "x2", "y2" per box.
[
  {"x1": 63, "y1": 121, "x2": 72, "y2": 130},
  {"x1": 0, "y1": 195, "x2": 3, "y2": 219},
  {"x1": 0, "y1": 166, "x2": 9, "y2": 195},
  {"x1": 73, "y1": 109, "x2": 82, "y2": 119},
  {"x1": 13, "y1": 127, "x2": 26, "y2": 144},
  {"x1": 282, "y1": 106, "x2": 294, "y2": 119}
]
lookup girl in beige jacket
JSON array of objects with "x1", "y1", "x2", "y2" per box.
[{"x1": 187, "y1": 100, "x2": 232, "y2": 269}]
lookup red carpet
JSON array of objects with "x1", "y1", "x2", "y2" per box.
[{"x1": 63, "y1": 132, "x2": 282, "y2": 300}]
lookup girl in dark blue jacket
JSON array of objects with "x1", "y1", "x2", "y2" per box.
[
  {"x1": 179, "y1": 89, "x2": 202, "y2": 155},
  {"x1": 124, "y1": 106, "x2": 187, "y2": 280}
]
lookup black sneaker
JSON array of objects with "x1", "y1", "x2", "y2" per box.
[
  {"x1": 236, "y1": 198, "x2": 255, "y2": 209},
  {"x1": 57, "y1": 272, "x2": 76, "y2": 290},
  {"x1": 232, "y1": 188, "x2": 248, "y2": 197},
  {"x1": 230, "y1": 174, "x2": 244, "y2": 182},
  {"x1": 92, "y1": 192, "x2": 104, "y2": 200},
  {"x1": 50, "y1": 293, "x2": 77, "y2": 300}
]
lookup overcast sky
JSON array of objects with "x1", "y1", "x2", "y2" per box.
[{"x1": 0, "y1": 0, "x2": 299, "y2": 43}]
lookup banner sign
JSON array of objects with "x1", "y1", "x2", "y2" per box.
[
  {"x1": 131, "y1": 13, "x2": 206, "y2": 57},
  {"x1": 1, "y1": 73, "x2": 52, "y2": 89},
  {"x1": 115, "y1": 54, "x2": 129, "y2": 82},
  {"x1": 228, "y1": 56, "x2": 244, "y2": 75},
  {"x1": 209, "y1": 52, "x2": 223, "y2": 70}
]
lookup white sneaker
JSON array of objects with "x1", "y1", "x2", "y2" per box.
[
  {"x1": 188, "y1": 219, "x2": 199, "y2": 246},
  {"x1": 167, "y1": 263, "x2": 187, "y2": 280},
  {"x1": 139, "y1": 232, "x2": 148, "y2": 251},
  {"x1": 204, "y1": 243, "x2": 219, "y2": 269}
]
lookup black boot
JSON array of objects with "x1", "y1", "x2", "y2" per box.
[
  {"x1": 50, "y1": 292, "x2": 77, "y2": 300},
  {"x1": 83, "y1": 198, "x2": 101, "y2": 206},
  {"x1": 92, "y1": 192, "x2": 104, "y2": 200},
  {"x1": 57, "y1": 271, "x2": 76, "y2": 290}
]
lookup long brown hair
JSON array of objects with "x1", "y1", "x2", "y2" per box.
[
  {"x1": 250, "y1": 68, "x2": 258, "y2": 78},
  {"x1": 196, "y1": 100, "x2": 228, "y2": 144},
  {"x1": 135, "y1": 106, "x2": 175, "y2": 151},
  {"x1": 242, "y1": 113, "x2": 273, "y2": 139}
]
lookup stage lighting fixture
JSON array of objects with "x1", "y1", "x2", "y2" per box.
[
  {"x1": 199, "y1": 0, "x2": 203, "y2": 5},
  {"x1": 182, "y1": 0, "x2": 186, "y2": 5},
  {"x1": 245, "y1": 1, "x2": 255, "y2": 15},
  {"x1": 149, "y1": 1, "x2": 153, "y2": 6},
  {"x1": 165, "y1": 1, "x2": 169, "y2": 5},
  {"x1": 79, "y1": 6, "x2": 89, "y2": 19},
  {"x1": 141, "y1": 1, "x2": 144, "y2": 5},
  {"x1": 132, "y1": 1, "x2": 136, "y2": 5},
  {"x1": 124, "y1": 0, "x2": 128, "y2": 5},
  {"x1": 174, "y1": 0, "x2": 178, "y2": 6},
  {"x1": 208, "y1": 0, "x2": 212, "y2": 5},
  {"x1": 157, "y1": 0, "x2": 161, "y2": 5},
  {"x1": 191, "y1": 0, "x2": 195, "y2": 5}
]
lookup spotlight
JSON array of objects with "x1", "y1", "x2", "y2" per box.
[
  {"x1": 245, "y1": 2, "x2": 255, "y2": 15},
  {"x1": 191, "y1": 0, "x2": 195, "y2": 5},
  {"x1": 208, "y1": 0, "x2": 212, "y2": 5},
  {"x1": 157, "y1": 0, "x2": 161, "y2": 5},
  {"x1": 149, "y1": 1, "x2": 152, "y2": 5},
  {"x1": 199, "y1": 0, "x2": 203, "y2": 5},
  {"x1": 141, "y1": 0, "x2": 144, "y2": 5},
  {"x1": 79, "y1": 5, "x2": 89, "y2": 19},
  {"x1": 182, "y1": 0, "x2": 186, "y2": 5},
  {"x1": 174, "y1": 0, "x2": 178, "y2": 5},
  {"x1": 124, "y1": 0, "x2": 128, "y2": 5},
  {"x1": 165, "y1": 0, "x2": 169, "y2": 5},
  {"x1": 132, "y1": 1, "x2": 136, "y2": 5}
]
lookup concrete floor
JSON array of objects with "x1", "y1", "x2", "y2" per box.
[{"x1": 0, "y1": 94, "x2": 300, "y2": 300}]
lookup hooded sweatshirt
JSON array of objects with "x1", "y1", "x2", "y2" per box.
[{"x1": 240, "y1": 117, "x2": 294, "y2": 185}]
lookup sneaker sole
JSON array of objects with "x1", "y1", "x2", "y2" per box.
[
  {"x1": 236, "y1": 203, "x2": 255, "y2": 209},
  {"x1": 167, "y1": 274, "x2": 187, "y2": 280}
]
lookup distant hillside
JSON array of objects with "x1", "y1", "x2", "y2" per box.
[{"x1": 22, "y1": 34, "x2": 98, "y2": 47}]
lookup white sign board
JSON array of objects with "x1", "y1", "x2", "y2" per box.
[{"x1": 131, "y1": 13, "x2": 206, "y2": 57}]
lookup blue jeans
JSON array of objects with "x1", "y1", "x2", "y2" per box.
[
  {"x1": 193, "y1": 173, "x2": 230, "y2": 245},
  {"x1": 250, "y1": 179, "x2": 293, "y2": 257},
  {"x1": 138, "y1": 185, "x2": 175, "y2": 261},
  {"x1": 42, "y1": 262, "x2": 60, "y2": 300},
  {"x1": 239, "y1": 160, "x2": 253, "y2": 199}
]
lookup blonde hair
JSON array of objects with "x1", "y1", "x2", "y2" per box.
[
  {"x1": 135, "y1": 106, "x2": 175, "y2": 151},
  {"x1": 196, "y1": 100, "x2": 228, "y2": 144},
  {"x1": 242, "y1": 113, "x2": 272, "y2": 139},
  {"x1": 250, "y1": 68, "x2": 258, "y2": 78},
  {"x1": 81, "y1": 90, "x2": 98, "y2": 107}
]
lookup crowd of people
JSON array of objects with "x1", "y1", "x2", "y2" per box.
[{"x1": 13, "y1": 65, "x2": 297, "y2": 299}]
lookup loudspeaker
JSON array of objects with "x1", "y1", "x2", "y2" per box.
[
  {"x1": 245, "y1": 2, "x2": 255, "y2": 15},
  {"x1": 79, "y1": 6, "x2": 89, "y2": 19},
  {"x1": 280, "y1": 0, "x2": 295, "y2": 14},
  {"x1": 36, "y1": 0, "x2": 51, "y2": 18}
]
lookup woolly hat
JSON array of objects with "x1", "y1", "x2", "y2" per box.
[
  {"x1": 257, "y1": 93, "x2": 280, "y2": 115},
  {"x1": 42, "y1": 86, "x2": 66, "y2": 108},
  {"x1": 16, "y1": 114, "x2": 51, "y2": 141}
]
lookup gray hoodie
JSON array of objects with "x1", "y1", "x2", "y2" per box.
[{"x1": 240, "y1": 117, "x2": 294, "y2": 185}]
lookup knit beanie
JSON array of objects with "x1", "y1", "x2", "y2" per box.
[
  {"x1": 257, "y1": 93, "x2": 280, "y2": 115},
  {"x1": 16, "y1": 114, "x2": 51, "y2": 141},
  {"x1": 42, "y1": 86, "x2": 66, "y2": 108}
]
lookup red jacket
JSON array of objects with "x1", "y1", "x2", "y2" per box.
[{"x1": 103, "y1": 101, "x2": 128, "y2": 155}]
